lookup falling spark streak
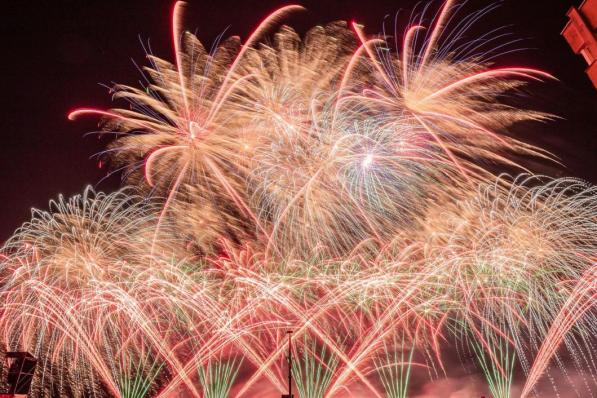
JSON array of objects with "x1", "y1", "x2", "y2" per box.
[{"x1": 521, "y1": 265, "x2": 597, "y2": 398}]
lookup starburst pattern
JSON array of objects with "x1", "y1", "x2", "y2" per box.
[{"x1": 1, "y1": 1, "x2": 596, "y2": 397}]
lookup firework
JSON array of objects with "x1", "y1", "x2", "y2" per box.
[
  {"x1": 2, "y1": 177, "x2": 595, "y2": 397},
  {"x1": 69, "y1": 0, "x2": 554, "y2": 260},
  {"x1": 2, "y1": 1, "x2": 596, "y2": 397}
]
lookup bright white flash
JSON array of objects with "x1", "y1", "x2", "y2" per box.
[{"x1": 362, "y1": 153, "x2": 374, "y2": 168}]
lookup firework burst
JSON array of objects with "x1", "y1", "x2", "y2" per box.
[{"x1": 1, "y1": 1, "x2": 596, "y2": 397}]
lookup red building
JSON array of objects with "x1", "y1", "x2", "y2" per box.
[{"x1": 562, "y1": 0, "x2": 597, "y2": 88}]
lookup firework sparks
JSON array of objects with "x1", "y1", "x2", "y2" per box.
[{"x1": 2, "y1": 1, "x2": 596, "y2": 397}]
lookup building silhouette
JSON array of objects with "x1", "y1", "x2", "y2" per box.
[{"x1": 563, "y1": 0, "x2": 597, "y2": 88}]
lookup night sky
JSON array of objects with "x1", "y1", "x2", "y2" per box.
[{"x1": 1, "y1": 0, "x2": 596, "y2": 241}]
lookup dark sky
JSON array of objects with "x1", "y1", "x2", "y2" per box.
[{"x1": 1, "y1": 0, "x2": 596, "y2": 241}]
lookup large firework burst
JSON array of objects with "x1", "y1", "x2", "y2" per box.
[{"x1": 1, "y1": 1, "x2": 595, "y2": 397}]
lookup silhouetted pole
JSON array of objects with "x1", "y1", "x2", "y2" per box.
[
  {"x1": 281, "y1": 330, "x2": 293, "y2": 398},
  {"x1": 287, "y1": 330, "x2": 293, "y2": 397}
]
